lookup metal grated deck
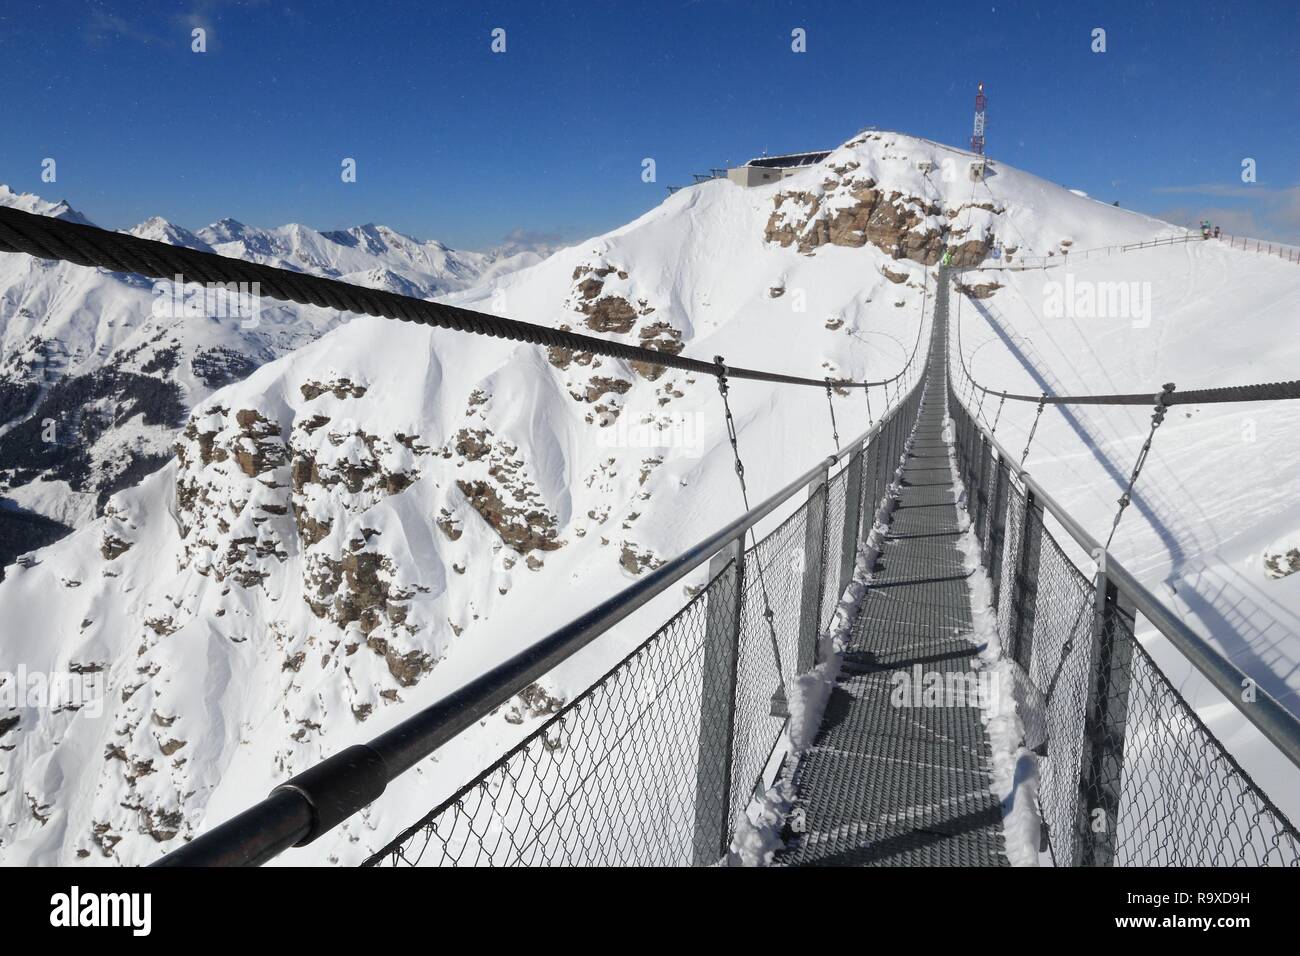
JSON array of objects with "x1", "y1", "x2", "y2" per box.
[{"x1": 776, "y1": 276, "x2": 1009, "y2": 867}]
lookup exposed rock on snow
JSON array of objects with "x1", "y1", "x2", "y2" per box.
[
  {"x1": 1263, "y1": 544, "x2": 1300, "y2": 579},
  {"x1": 955, "y1": 279, "x2": 1003, "y2": 299},
  {"x1": 765, "y1": 131, "x2": 995, "y2": 266},
  {"x1": 0, "y1": 189, "x2": 543, "y2": 537}
]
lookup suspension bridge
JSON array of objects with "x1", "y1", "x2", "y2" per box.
[{"x1": 1, "y1": 204, "x2": 1299, "y2": 867}]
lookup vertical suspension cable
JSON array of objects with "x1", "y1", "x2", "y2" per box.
[
  {"x1": 865, "y1": 384, "x2": 874, "y2": 429},
  {"x1": 1020, "y1": 394, "x2": 1047, "y2": 466},
  {"x1": 825, "y1": 380, "x2": 841, "y2": 449},
  {"x1": 1103, "y1": 383, "x2": 1176, "y2": 551},
  {"x1": 713, "y1": 356, "x2": 786, "y2": 682},
  {"x1": 991, "y1": 391, "x2": 1006, "y2": 434}
]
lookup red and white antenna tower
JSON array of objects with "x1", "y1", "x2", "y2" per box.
[{"x1": 971, "y1": 81, "x2": 987, "y2": 155}]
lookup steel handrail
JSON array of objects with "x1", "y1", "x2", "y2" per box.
[
  {"x1": 955, "y1": 400, "x2": 1300, "y2": 771},
  {"x1": 156, "y1": 366, "x2": 928, "y2": 866}
]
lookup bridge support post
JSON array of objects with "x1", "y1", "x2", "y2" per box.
[
  {"x1": 986, "y1": 455, "x2": 1009, "y2": 610},
  {"x1": 861, "y1": 435, "x2": 880, "y2": 546},
  {"x1": 964, "y1": 431, "x2": 979, "y2": 524},
  {"x1": 956, "y1": 407, "x2": 973, "y2": 481},
  {"x1": 693, "y1": 537, "x2": 745, "y2": 865},
  {"x1": 1075, "y1": 557, "x2": 1137, "y2": 866},
  {"x1": 1008, "y1": 487, "x2": 1043, "y2": 672},
  {"x1": 974, "y1": 436, "x2": 993, "y2": 545},
  {"x1": 886, "y1": 411, "x2": 899, "y2": 477},
  {"x1": 798, "y1": 463, "x2": 831, "y2": 672},
  {"x1": 838, "y1": 446, "x2": 864, "y2": 597}
]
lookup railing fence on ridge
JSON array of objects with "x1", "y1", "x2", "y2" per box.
[
  {"x1": 1217, "y1": 233, "x2": 1300, "y2": 263},
  {"x1": 976, "y1": 231, "x2": 1300, "y2": 271}
]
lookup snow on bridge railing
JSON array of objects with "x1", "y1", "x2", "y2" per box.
[
  {"x1": 359, "y1": 396, "x2": 921, "y2": 867},
  {"x1": 946, "y1": 386, "x2": 1300, "y2": 866},
  {"x1": 154, "y1": 354, "x2": 929, "y2": 866}
]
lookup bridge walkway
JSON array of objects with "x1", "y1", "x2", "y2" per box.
[{"x1": 775, "y1": 274, "x2": 1010, "y2": 866}]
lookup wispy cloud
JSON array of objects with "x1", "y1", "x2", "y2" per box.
[
  {"x1": 84, "y1": 5, "x2": 235, "y2": 51},
  {"x1": 501, "y1": 227, "x2": 567, "y2": 247},
  {"x1": 1152, "y1": 183, "x2": 1291, "y2": 199},
  {"x1": 84, "y1": 11, "x2": 166, "y2": 47},
  {"x1": 1149, "y1": 183, "x2": 1300, "y2": 244}
]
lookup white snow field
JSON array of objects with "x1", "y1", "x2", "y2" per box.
[{"x1": 0, "y1": 128, "x2": 1295, "y2": 866}]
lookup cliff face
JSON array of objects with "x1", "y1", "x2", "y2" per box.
[{"x1": 764, "y1": 131, "x2": 1001, "y2": 267}]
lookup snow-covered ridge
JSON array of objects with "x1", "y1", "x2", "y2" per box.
[
  {"x1": 0, "y1": 185, "x2": 94, "y2": 226},
  {"x1": 0, "y1": 188, "x2": 550, "y2": 530},
  {"x1": 0, "y1": 129, "x2": 1197, "y2": 866}
]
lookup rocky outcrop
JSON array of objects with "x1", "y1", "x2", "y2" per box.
[
  {"x1": 502, "y1": 683, "x2": 566, "y2": 725},
  {"x1": 173, "y1": 403, "x2": 290, "y2": 587},
  {"x1": 582, "y1": 376, "x2": 633, "y2": 403},
  {"x1": 570, "y1": 263, "x2": 654, "y2": 335},
  {"x1": 552, "y1": 261, "x2": 683, "y2": 417},
  {"x1": 442, "y1": 405, "x2": 563, "y2": 555},
  {"x1": 619, "y1": 542, "x2": 664, "y2": 576},
  {"x1": 955, "y1": 279, "x2": 1003, "y2": 299},
  {"x1": 1264, "y1": 547, "x2": 1300, "y2": 579},
  {"x1": 456, "y1": 479, "x2": 562, "y2": 554},
  {"x1": 304, "y1": 533, "x2": 425, "y2": 648},
  {"x1": 300, "y1": 376, "x2": 369, "y2": 401},
  {"x1": 630, "y1": 323, "x2": 684, "y2": 381},
  {"x1": 764, "y1": 158, "x2": 995, "y2": 267}
]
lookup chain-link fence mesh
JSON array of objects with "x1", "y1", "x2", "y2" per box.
[
  {"x1": 364, "y1": 567, "x2": 726, "y2": 867},
  {"x1": 363, "y1": 388, "x2": 920, "y2": 867},
  {"x1": 948, "y1": 386, "x2": 1300, "y2": 867},
  {"x1": 730, "y1": 502, "x2": 812, "y2": 834}
]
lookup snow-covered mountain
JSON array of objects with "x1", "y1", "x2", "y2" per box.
[
  {"x1": 0, "y1": 187, "x2": 545, "y2": 534},
  {"x1": 9, "y1": 127, "x2": 1287, "y2": 868}
]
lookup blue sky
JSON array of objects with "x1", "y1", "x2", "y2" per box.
[{"x1": 1, "y1": 0, "x2": 1296, "y2": 249}]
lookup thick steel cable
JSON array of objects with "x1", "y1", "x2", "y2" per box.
[{"x1": 0, "y1": 204, "x2": 920, "y2": 392}]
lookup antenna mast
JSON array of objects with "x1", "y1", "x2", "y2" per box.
[{"x1": 971, "y1": 81, "x2": 987, "y2": 155}]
